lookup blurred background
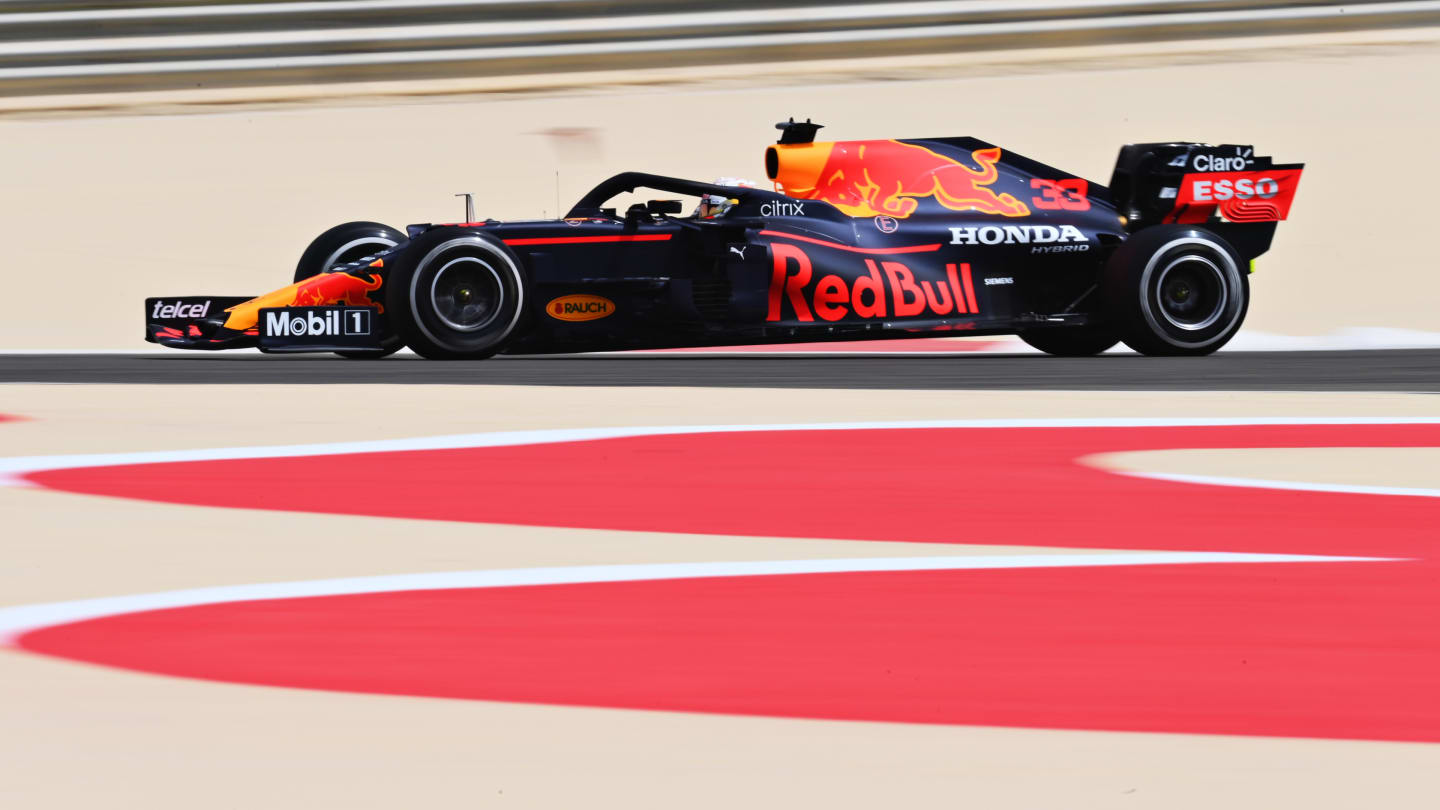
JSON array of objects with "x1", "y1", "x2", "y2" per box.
[
  {"x1": 5, "y1": 7, "x2": 1440, "y2": 808},
  {"x1": 1, "y1": 0, "x2": 1438, "y2": 347}
]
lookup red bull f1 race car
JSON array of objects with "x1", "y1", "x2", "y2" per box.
[{"x1": 145, "y1": 120, "x2": 1303, "y2": 359}]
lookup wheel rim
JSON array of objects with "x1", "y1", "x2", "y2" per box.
[
  {"x1": 1137, "y1": 236, "x2": 1243, "y2": 349},
  {"x1": 408, "y1": 237, "x2": 526, "y2": 354},
  {"x1": 429, "y1": 256, "x2": 504, "y2": 333},
  {"x1": 1154, "y1": 255, "x2": 1227, "y2": 331}
]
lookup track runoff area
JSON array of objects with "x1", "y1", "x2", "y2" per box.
[
  {"x1": 0, "y1": 414, "x2": 1433, "y2": 737},
  {"x1": 2, "y1": 347, "x2": 1438, "y2": 726},
  {"x1": 1, "y1": 342, "x2": 1437, "y2": 808}
]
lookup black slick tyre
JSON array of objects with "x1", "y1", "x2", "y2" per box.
[
  {"x1": 1103, "y1": 225, "x2": 1249, "y2": 356},
  {"x1": 293, "y1": 221, "x2": 403, "y2": 284},
  {"x1": 1018, "y1": 325, "x2": 1119, "y2": 356},
  {"x1": 384, "y1": 231, "x2": 528, "y2": 360},
  {"x1": 294, "y1": 221, "x2": 405, "y2": 359}
]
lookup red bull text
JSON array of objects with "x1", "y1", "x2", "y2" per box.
[{"x1": 766, "y1": 242, "x2": 978, "y2": 322}]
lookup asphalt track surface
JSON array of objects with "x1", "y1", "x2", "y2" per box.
[{"x1": 2, "y1": 349, "x2": 1437, "y2": 390}]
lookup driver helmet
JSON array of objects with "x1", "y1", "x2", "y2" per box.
[{"x1": 695, "y1": 177, "x2": 756, "y2": 218}]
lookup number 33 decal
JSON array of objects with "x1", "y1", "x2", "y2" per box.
[{"x1": 1031, "y1": 178, "x2": 1090, "y2": 211}]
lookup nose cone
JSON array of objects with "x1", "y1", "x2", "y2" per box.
[
  {"x1": 766, "y1": 142, "x2": 835, "y2": 195},
  {"x1": 221, "y1": 277, "x2": 312, "y2": 331}
]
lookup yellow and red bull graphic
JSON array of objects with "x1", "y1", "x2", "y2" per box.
[
  {"x1": 1173, "y1": 168, "x2": 1303, "y2": 223},
  {"x1": 221, "y1": 272, "x2": 384, "y2": 332},
  {"x1": 547, "y1": 294, "x2": 614, "y2": 322},
  {"x1": 767, "y1": 140, "x2": 1030, "y2": 220},
  {"x1": 766, "y1": 242, "x2": 978, "y2": 322}
]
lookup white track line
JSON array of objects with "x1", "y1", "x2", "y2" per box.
[
  {"x1": 1115, "y1": 471, "x2": 1440, "y2": 499},
  {"x1": 0, "y1": 552, "x2": 1394, "y2": 645},
  {"x1": 2, "y1": 417, "x2": 1427, "y2": 642},
  {"x1": 4, "y1": 416, "x2": 1440, "y2": 488}
]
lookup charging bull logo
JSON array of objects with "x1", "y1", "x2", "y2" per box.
[
  {"x1": 766, "y1": 242, "x2": 979, "y2": 322},
  {"x1": 221, "y1": 271, "x2": 385, "y2": 332},
  {"x1": 292, "y1": 272, "x2": 384, "y2": 311},
  {"x1": 769, "y1": 140, "x2": 1031, "y2": 220}
]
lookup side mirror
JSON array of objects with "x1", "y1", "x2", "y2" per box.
[{"x1": 647, "y1": 199, "x2": 684, "y2": 215}]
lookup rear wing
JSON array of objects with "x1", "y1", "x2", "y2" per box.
[{"x1": 1109, "y1": 143, "x2": 1304, "y2": 259}]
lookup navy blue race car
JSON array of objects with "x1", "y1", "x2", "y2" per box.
[{"x1": 145, "y1": 120, "x2": 1302, "y2": 359}]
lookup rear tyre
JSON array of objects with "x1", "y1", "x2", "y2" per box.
[
  {"x1": 384, "y1": 231, "x2": 528, "y2": 360},
  {"x1": 1018, "y1": 325, "x2": 1119, "y2": 356},
  {"x1": 294, "y1": 221, "x2": 405, "y2": 359},
  {"x1": 1103, "y1": 225, "x2": 1249, "y2": 356}
]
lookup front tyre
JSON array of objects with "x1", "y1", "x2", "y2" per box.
[
  {"x1": 1018, "y1": 325, "x2": 1119, "y2": 356},
  {"x1": 294, "y1": 220, "x2": 405, "y2": 359},
  {"x1": 1103, "y1": 226, "x2": 1249, "y2": 356},
  {"x1": 385, "y1": 231, "x2": 528, "y2": 360}
]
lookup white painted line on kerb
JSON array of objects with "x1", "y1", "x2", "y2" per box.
[
  {"x1": 3, "y1": 417, "x2": 1440, "y2": 488},
  {"x1": 0, "y1": 551, "x2": 1395, "y2": 645},
  {"x1": 1115, "y1": 471, "x2": 1440, "y2": 499},
  {"x1": 0, "y1": 418, "x2": 1422, "y2": 642}
]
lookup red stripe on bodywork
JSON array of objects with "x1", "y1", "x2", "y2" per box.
[
  {"x1": 760, "y1": 230, "x2": 941, "y2": 255},
  {"x1": 502, "y1": 235, "x2": 672, "y2": 246},
  {"x1": 959, "y1": 263, "x2": 978, "y2": 313}
]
